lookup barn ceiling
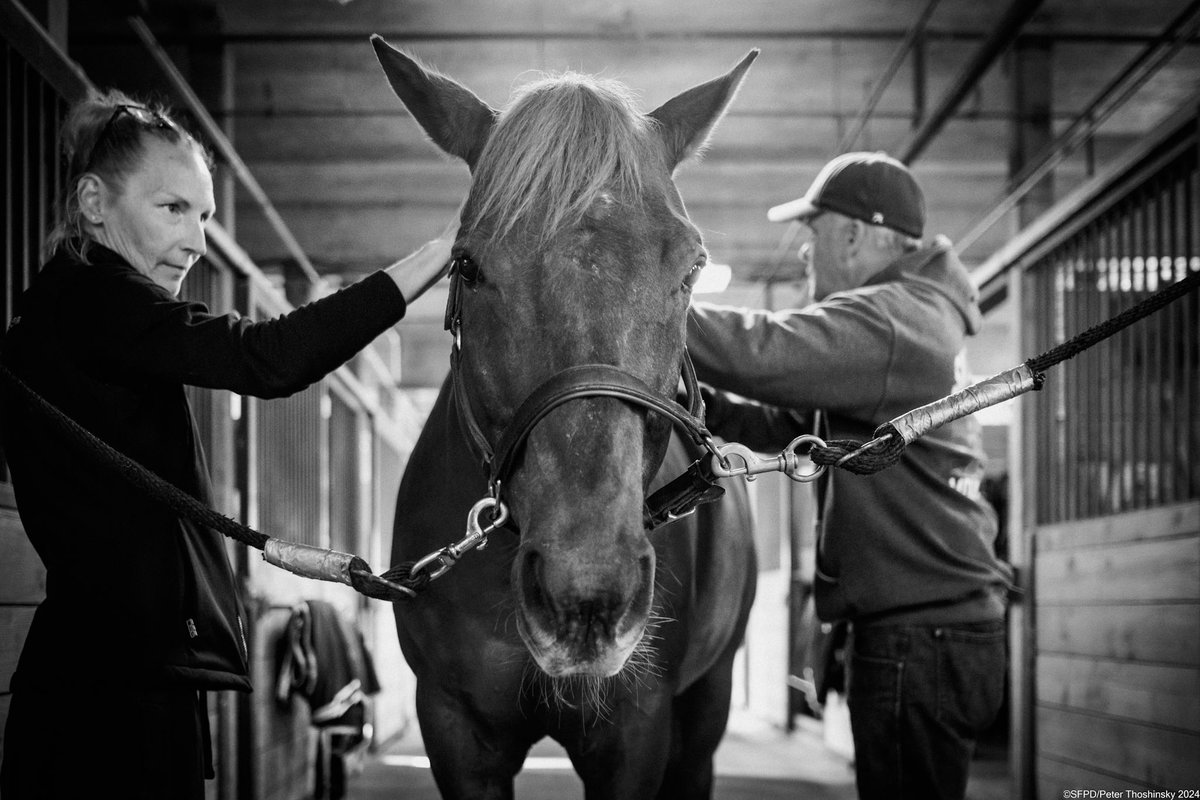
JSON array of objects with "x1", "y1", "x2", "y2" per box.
[{"x1": 59, "y1": 0, "x2": 1200, "y2": 381}]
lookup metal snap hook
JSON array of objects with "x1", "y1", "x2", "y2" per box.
[
  {"x1": 409, "y1": 496, "x2": 510, "y2": 582},
  {"x1": 779, "y1": 434, "x2": 827, "y2": 483},
  {"x1": 707, "y1": 436, "x2": 827, "y2": 483}
]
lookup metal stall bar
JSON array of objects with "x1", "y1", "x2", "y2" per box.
[
  {"x1": 1063, "y1": 239, "x2": 1080, "y2": 519},
  {"x1": 1051, "y1": 251, "x2": 1067, "y2": 521},
  {"x1": 1138, "y1": 184, "x2": 1153, "y2": 508},
  {"x1": 1081, "y1": 225, "x2": 1099, "y2": 518},
  {"x1": 1184, "y1": 151, "x2": 1198, "y2": 501},
  {"x1": 1172, "y1": 163, "x2": 1190, "y2": 504},
  {"x1": 975, "y1": 97, "x2": 1200, "y2": 308},
  {"x1": 1105, "y1": 211, "x2": 1122, "y2": 514}
]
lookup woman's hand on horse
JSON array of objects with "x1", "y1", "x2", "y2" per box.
[{"x1": 385, "y1": 212, "x2": 462, "y2": 304}]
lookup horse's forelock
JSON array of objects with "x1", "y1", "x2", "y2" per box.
[{"x1": 465, "y1": 73, "x2": 652, "y2": 248}]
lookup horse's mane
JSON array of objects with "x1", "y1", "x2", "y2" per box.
[{"x1": 466, "y1": 72, "x2": 650, "y2": 248}]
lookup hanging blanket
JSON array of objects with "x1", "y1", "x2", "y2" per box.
[{"x1": 275, "y1": 600, "x2": 380, "y2": 726}]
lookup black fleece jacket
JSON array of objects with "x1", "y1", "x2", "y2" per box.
[{"x1": 1, "y1": 244, "x2": 407, "y2": 691}]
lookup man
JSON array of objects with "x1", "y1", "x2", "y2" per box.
[{"x1": 688, "y1": 151, "x2": 1012, "y2": 800}]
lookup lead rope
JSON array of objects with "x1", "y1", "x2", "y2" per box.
[
  {"x1": 811, "y1": 268, "x2": 1200, "y2": 475},
  {"x1": 0, "y1": 361, "x2": 428, "y2": 602}
]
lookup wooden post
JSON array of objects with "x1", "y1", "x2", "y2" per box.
[{"x1": 1009, "y1": 266, "x2": 1037, "y2": 799}]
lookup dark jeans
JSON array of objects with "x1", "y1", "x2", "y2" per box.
[
  {"x1": 1, "y1": 685, "x2": 211, "y2": 800},
  {"x1": 845, "y1": 620, "x2": 1007, "y2": 800}
]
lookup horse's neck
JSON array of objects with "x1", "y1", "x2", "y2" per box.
[{"x1": 392, "y1": 376, "x2": 489, "y2": 551}]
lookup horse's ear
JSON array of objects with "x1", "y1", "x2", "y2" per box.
[
  {"x1": 371, "y1": 34, "x2": 497, "y2": 170},
  {"x1": 648, "y1": 49, "x2": 759, "y2": 171}
]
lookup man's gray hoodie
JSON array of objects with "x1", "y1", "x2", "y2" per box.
[{"x1": 687, "y1": 236, "x2": 1013, "y2": 623}]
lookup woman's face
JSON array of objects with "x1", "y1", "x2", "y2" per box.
[{"x1": 93, "y1": 136, "x2": 215, "y2": 297}]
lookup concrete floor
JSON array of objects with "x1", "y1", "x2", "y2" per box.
[{"x1": 342, "y1": 705, "x2": 1009, "y2": 799}]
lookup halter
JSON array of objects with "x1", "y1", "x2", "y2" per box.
[
  {"x1": 407, "y1": 252, "x2": 826, "y2": 584},
  {"x1": 445, "y1": 253, "x2": 720, "y2": 519}
]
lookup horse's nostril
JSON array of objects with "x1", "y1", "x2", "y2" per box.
[{"x1": 521, "y1": 548, "x2": 553, "y2": 615}]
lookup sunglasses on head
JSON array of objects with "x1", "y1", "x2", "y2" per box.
[{"x1": 85, "y1": 104, "x2": 176, "y2": 171}]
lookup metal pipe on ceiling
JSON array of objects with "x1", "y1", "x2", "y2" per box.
[
  {"x1": 896, "y1": 0, "x2": 1045, "y2": 164},
  {"x1": 838, "y1": 0, "x2": 940, "y2": 154},
  {"x1": 956, "y1": 0, "x2": 1200, "y2": 255}
]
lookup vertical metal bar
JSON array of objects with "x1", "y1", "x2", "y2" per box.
[
  {"x1": 1074, "y1": 238, "x2": 1087, "y2": 519},
  {"x1": 1165, "y1": 171, "x2": 1181, "y2": 504},
  {"x1": 1060, "y1": 253, "x2": 1070, "y2": 522},
  {"x1": 1, "y1": 45, "x2": 9, "y2": 486},
  {"x1": 52, "y1": 95, "x2": 63, "y2": 252},
  {"x1": 34, "y1": 77, "x2": 47, "y2": 277},
  {"x1": 3, "y1": 43, "x2": 13, "y2": 326},
  {"x1": 1147, "y1": 176, "x2": 1164, "y2": 506},
  {"x1": 1119, "y1": 205, "x2": 1134, "y2": 513},
  {"x1": 1032, "y1": 262, "x2": 1043, "y2": 523},
  {"x1": 1067, "y1": 239, "x2": 1082, "y2": 520},
  {"x1": 1102, "y1": 215, "x2": 1118, "y2": 513},
  {"x1": 1080, "y1": 239, "x2": 1089, "y2": 520},
  {"x1": 1185, "y1": 145, "x2": 1198, "y2": 501},
  {"x1": 1146, "y1": 181, "x2": 1160, "y2": 506},
  {"x1": 16, "y1": 59, "x2": 29, "y2": 315},
  {"x1": 1134, "y1": 186, "x2": 1149, "y2": 509},
  {"x1": 1032, "y1": 262, "x2": 1044, "y2": 523},
  {"x1": 1008, "y1": 263, "x2": 1035, "y2": 800},
  {"x1": 1083, "y1": 224, "x2": 1099, "y2": 517},
  {"x1": 1181, "y1": 155, "x2": 1195, "y2": 504},
  {"x1": 1040, "y1": 260, "x2": 1054, "y2": 522}
]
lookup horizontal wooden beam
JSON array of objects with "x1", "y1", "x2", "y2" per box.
[{"x1": 210, "y1": 0, "x2": 1190, "y2": 40}]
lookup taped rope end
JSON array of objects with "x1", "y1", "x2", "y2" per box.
[{"x1": 1023, "y1": 360, "x2": 1047, "y2": 391}]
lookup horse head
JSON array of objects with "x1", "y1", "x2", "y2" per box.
[{"x1": 374, "y1": 37, "x2": 755, "y2": 679}]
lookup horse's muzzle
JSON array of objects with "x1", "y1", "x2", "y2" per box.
[{"x1": 515, "y1": 542, "x2": 655, "y2": 677}]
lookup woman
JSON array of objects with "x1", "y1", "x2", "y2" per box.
[{"x1": 0, "y1": 90, "x2": 456, "y2": 799}]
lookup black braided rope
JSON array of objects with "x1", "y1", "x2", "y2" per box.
[
  {"x1": 810, "y1": 425, "x2": 907, "y2": 475},
  {"x1": 379, "y1": 562, "x2": 432, "y2": 592},
  {"x1": 1026, "y1": 267, "x2": 1200, "y2": 373},
  {"x1": 1, "y1": 363, "x2": 426, "y2": 602},
  {"x1": 809, "y1": 268, "x2": 1200, "y2": 475}
]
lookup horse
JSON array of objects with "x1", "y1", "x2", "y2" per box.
[{"x1": 375, "y1": 36, "x2": 759, "y2": 799}]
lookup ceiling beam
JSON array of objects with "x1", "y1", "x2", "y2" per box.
[
  {"x1": 957, "y1": 0, "x2": 1200, "y2": 253},
  {"x1": 70, "y1": 29, "x2": 1193, "y2": 46},
  {"x1": 838, "y1": 0, "x2": 940, "y2": 153},
  {"x1": 897, "y1": 0, "x2": 1045, "y2": 164}
]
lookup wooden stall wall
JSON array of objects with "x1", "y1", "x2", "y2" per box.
[
  {"x1": 1034, "y1": 505, "x2": 1199, "y2": 792},
  {"x1": 1016, "y1": 109, "x2": 1199, "y2": 796}
]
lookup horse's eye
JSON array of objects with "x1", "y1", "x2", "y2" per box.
[
  {"x1": 682, "y1": 254, "x2": 707, "y2": 290},
  {"x1": 453, "y1": 253, "x2": 481, "y2": 285}
]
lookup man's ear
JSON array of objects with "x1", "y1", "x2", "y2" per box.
[
  {"x1": 844, "y1": 217, "x2": 867, "y2": 256},
  {"x1": 77, "y1": 174, "x2": 104, "y2": 224}
]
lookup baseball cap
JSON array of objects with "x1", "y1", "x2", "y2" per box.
[{"x1": 767, "y1": 151, "x2": 925, "y2": 238}]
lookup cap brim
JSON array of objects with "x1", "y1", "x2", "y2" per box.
[{"x1": 767, "y1": 196, "x2": 820, "y2": 223}]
